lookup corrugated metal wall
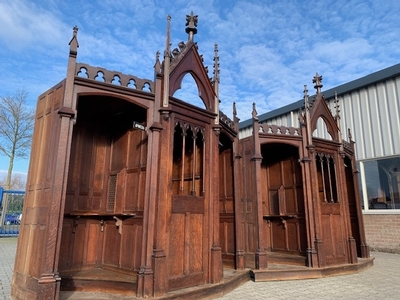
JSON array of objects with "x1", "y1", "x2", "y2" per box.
[{"x1": 239, "y1": 75, "x2": 400, "y2": 161}]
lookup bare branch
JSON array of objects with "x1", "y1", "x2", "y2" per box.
[{"x1": 0, "y1": 89, "x2": 35, "y2": 189}]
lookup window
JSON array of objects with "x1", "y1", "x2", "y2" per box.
[{"x1": 361, "y1": 156, "x2": 400, "y2": 210}]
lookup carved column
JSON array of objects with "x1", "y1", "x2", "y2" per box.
[
  {"x1": 210, "y1": 125, "x2": 223, "y2": 283},
  {"x1": 251, "y1": 104, "x2": 268, "y2": 270}
]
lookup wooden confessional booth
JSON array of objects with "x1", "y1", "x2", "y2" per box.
[
  {"x1": 237, "y1": 77, "x2": 370, "y2": 280},
  {"x1": 11, "y1": 13, "x2": 371, "y2": 300},
  {"x1": 11, "y1": 14, "x2": 241, "y2": 299}
]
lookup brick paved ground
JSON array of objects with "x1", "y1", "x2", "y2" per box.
[
  {"x1": 1, "y1": 237, "x2": 399, "y2": 300},
  {"x1": 0, "y1": 238, "x2": 17, "y2": 300},
  {"x1": 218, "y1": 251, "x2": 400, "y2": 299}
]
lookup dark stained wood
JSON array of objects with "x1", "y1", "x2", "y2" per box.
[{"x1": 12, "y1": 16, "x2": 370, "y2": 300}]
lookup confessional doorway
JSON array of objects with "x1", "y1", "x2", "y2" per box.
[
  {"x1": 261, "y1": 143, "x2": 307, "y2": 259},
  {"x1": 59, "y1": 95, "x2": 147, "y2": 289}
]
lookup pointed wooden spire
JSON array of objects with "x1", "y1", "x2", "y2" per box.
[
  {"x1": 164, "y1": 15, "x2": 171, "y2": 60},
  {"x1": 304, "y1": 84, "x2": 309, "y2": 110},
  {"x1": 185, "y1": 11, "x2": 198, "y2": 42},
  {"x1": 334, "y1": 91, "x2": 340, "y2": 120},
  {"x1": 213, "y1": 43, "x2": 220, "y2": 123},
  {"x1": 334, "y1": 91, "x2": 343, "y2": 149},
  {"x1": 213, "y1": 43, "x2": 220, "y2": 96},
  {"x1": 304, "y1": 84, "x2": 312, "y2": 145},
  {"x1": 163, "y1": 15, "x2": 171, "y2": 107}
]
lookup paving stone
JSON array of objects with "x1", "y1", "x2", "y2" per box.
[{"x1": 1, "y1": 238, "x2": 399, "y2": 300}]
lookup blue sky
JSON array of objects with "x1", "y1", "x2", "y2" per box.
[{"x1": 1, "y1": 0, "x2": 400, "y2": 178}]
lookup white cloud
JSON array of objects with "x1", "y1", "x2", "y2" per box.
[
  {"x1": 1, "y1": 0, "x2": 400, "y2": 173},
  {"x1": 0, "y1": 0, "x2": 69, "y2": 52}
]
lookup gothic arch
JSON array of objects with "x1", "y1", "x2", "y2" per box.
[
  {"x1": 310, "y1": 96, "x2": 340, "y2": 141},
  {"x1": 169, "y1": 43, "x2": 216, "y2": 112},
  {"x1": 172, "y1": 72, "x2": 206, "y2": 109}
]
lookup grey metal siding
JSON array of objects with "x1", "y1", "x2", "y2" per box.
[{"x1": 239, "y1": 75, "x2": 400, "y2": 161}]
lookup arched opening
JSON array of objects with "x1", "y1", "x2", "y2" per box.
[
  {"x1": 59, "y1": 95, "x2": 148, "y2": 291},
  {"x1": 313, "y1": 116, "x2": 333, "y2": 140},
  {"x1": 172, "y1": 73, "x2": 206, "y2": 109}
]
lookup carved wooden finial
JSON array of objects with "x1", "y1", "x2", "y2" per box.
[
  {"x1": 68, "y1": 25, "x2": 79, "y2": 56},
  {"x1": 185, "y1": 11, "x2": 198, "y2": 42},
  {"x1": 348, "y1": 128, "x2": 352, "y2": 141},
  {"x1": 252, "y1": 102, "x2": 258, "y2": 120},
  {"x1": 154, "y1": 50, "x2": 161, "y2": 74},
  {"x1": 313, "y1": 72, "x2": 323, "y2": 94}
]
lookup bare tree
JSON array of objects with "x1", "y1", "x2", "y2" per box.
[
  {"x1": 0, "y1": 173, "x2": 27, "y2": 190},
  {"x1": 0, "y1": 90, "x2": 34, "y2": 190}
]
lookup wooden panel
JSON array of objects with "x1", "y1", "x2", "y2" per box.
[
  {"x1": 66, "y1": 123, "x2": 110, "y2": 213},
  {"x1": 127, "y1": 130, "x2": 147, "y2": 169},
  {"x1": 285, "y1": 189, "x2": 296, "y2": 214},
  {"x1": 282, "y1": 159, "x2": 293, "y2": 185},
  {"x1": 171, "y1": 196, "x2": 204, "y2": 214},
  {"x1": 72, "y1": 221, "x2": 86, "y2": 269},
  {"x1": 125, "y1": 172, "x2": 141, "y2": 211},
  {"x1": 269, "y1": 162, "x2": 281, "y2": 188},
  {"x1": 91, "y1": 134, "x2": 108, "y2": 211},
  {"x1": 262, "y1": 144, "x2": 306, "y2": 255},
  {"x1": 59, "y1": 220, "x2": 74, "y2": 270},
  {"x1": 321, "y1": 208, "x2": 347, "y2": 265},
  {"x1": 86, "y1": 221, "x2": 101, "y2": 266},
  {"x1": 125, "y1": 129, "x2": 147, "y2": 212},
  {"x1": 287, "y1": 222, "x2": 298, "y2": 251},
  {"x1": 168, "y1": 211, "x2": 204, "y2": 289},
  {"x1": 120, "y1": 220, "x2": 143, "y2": 271},
  {"x1": 29, "y1": 225, "x2": 47, "y2": 278},
  {"x1": 111, "y1": 133, "x2": 128, "y2": 172},
  {"x1": 271, "y1": 221, "x2": 286, "y2": 250},
  {"x1": 189, "y1": 214, "x2": 203, "y2": 273},
  {"x1": 168, "y1": 214, "x2": 185, "y2": 278},
  {"x1": 102, "y1": 221, "x2": 121, "y2": 267},
  {"x1": 219, "y1": 147, "x2": 234, "y2": 213},
  {"x1": 220, "y1": 218, "x2": 235, "y2": 254},
  {"x1": 168, "y1": 192, "x2": 205, "y2": 289}
]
